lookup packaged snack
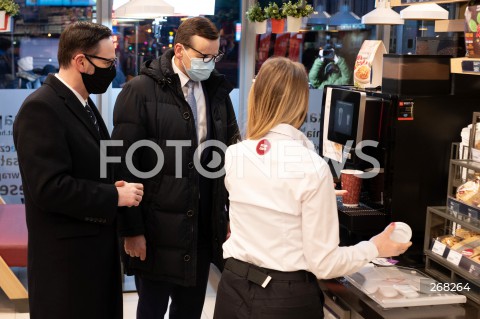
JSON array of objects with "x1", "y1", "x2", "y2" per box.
[
  {"x1": 450, "y1": 236, "x2": 480, "y2": 255},
  {"x1": 464, "y1": 1, "x2": 480, "y2": 58},
  {"x1": 456, "y1": 179, "x2": 480, "y2": 204}
]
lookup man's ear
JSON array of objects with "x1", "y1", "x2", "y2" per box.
[
  {"x1": 72, "y1": 54, "x2": 88, "y2": 73},
  {"x1": 173, "y1": 43, "x2": 184, "y2": 60}
]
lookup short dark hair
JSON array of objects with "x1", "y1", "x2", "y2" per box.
[
  {"x1": 57, "y1": 21, "x2": 112, "y2": 69},
  {"x1": 174, "y1": 17, "x2": 219, "y2": 46}
]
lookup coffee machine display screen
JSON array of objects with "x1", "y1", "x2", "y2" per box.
[
  {"x1": 333, "y1": 101, "x2": 354, "y2": 136},
  {"x1": 327, "y1": 88, "x2": 364, "y2": 148}
]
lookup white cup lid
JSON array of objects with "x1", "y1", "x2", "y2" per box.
[{"x1": 387, "y1": 222, "x2": 412, "y2": 243}]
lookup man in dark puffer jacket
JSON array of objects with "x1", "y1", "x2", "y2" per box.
[{"x1": 111, "y1": 17, "x2": 240, "y2": 319}]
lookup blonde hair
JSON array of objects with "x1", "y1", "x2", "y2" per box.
[{"x1": 246, "y1": 57, "x2": 309, "y2": 140}]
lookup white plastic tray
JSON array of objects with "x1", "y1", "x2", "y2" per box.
[{"x1": 345, "y1": 264, "x2": 467, "y2": 308}]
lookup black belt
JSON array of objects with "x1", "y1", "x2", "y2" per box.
[{"x1": 224, "y1": 258, "x2": 316, "y2": 288}]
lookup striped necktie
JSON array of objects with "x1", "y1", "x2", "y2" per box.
[
  {"x1": 186, "y1": 80, "x2": 197, "y2": 128},
  {"x1": 84, "y1": 103, "x2": 100, "y2": 132}
]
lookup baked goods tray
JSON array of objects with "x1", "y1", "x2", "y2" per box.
[
  {"x1": 428, "y1": 238, "x2": 480, "y2": 278},
  {"x1": 344, "y1": 264, "x2": 467, "y2": 308}
]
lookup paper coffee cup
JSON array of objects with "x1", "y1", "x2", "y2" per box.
[{"x1": 341, "y1": 169, "x2": 363, "y2": 207}]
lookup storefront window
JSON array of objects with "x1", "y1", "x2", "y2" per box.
[
  {"x1": 112, "y1": 0, "x2": 240, "y2": 88},
  {"x1": 0, "y1": 0, "x2": 97, "y2": 204},
  {"x1": 0, "y1": 0, "x2": 96, "y2": 89},
  {"x1": 253, "y1": 1, "x2": 463, "y2": 88},
  {"x1": 253, "y1": 0, "x2": 376, "y2": 87},
  {"x1": 393, "y1": 4, "x2": 464, "y2": 57}
]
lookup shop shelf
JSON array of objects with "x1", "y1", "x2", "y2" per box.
[
  {"x1": 451, "y1": 58, "x2": 480, "y2": 76},
  {"x1": 435, "y1": 19, "x2": 464, "y2": 33},
  {"x1": 424, "y1": 206, "x2": 480, "y2": 304}
]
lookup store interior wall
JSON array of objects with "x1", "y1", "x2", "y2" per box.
[{"x1": 0, "y1": 0, "x2": 465, "y2": 204}]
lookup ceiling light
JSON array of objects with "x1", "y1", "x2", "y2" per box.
[
  {"x1": 400, "y1": 3, "x2": 449, "y2": 20},
  {"x1": 307, "y1": 5, "x2": 330, "y2": 25},
  {"x1": 362, "y1": 0, "x2": 404, "y2": 25},
  {"x1": 115, "y1": 0, "x2": 175, "y2": 19},
  {"x1": 329, "y1": 4, "x2": 361, "y2": 26}
]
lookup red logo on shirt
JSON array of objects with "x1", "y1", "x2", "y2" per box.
[{"x1": 256, "y1": 139, "x2": 271, "y2": 155}]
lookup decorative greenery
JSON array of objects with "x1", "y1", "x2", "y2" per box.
[
  {"x1": 282, "y1": 0, "x2": 314, "y2": 18},
  {"x1": 264, "y1": 2, "x2": 286, "y2": 20},
  {"x1": 299, "y1": 1, "x2": 314, "y2": 17},
  {"x1": 246, "y1": 2, "x2": 267, "y2": 22},
  {"x1": 0, "y1": 0, "x2": 20, "y2": 16}
]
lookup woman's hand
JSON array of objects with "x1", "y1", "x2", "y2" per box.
[{"x1": 370, "y1": 223, "x2": 412, "y2": 257}]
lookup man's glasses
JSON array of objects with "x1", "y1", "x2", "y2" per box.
[
  {"x1": 83, "y1": 54, "x2": 117, "y2": 70},
  {"x1": 182, "y1": 44, "x2": 224, "y2": 63}
]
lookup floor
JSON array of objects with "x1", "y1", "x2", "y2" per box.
[{"x1": 0, "y1": 266, "x2": 221, "y2": 319}]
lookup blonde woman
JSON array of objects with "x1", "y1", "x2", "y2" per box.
[{"x1": 213, "y1": 57, "x2": 411, "y2": 319}]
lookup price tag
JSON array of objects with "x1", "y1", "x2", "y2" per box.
[
  {"x1": 431, "y1": 240, "x2": 446, "y2": 256},
  {"x1": 462, "y1": 60, "x2": 480, "y2": 73},
  {"x1": 447, "y1": 250, "x2": 462, "y2": 266}
]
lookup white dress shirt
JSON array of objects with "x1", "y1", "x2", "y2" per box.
[
  {"x1": 222, "y1": 123, "x2": 379, "y2": 279},
  {"x1": 171, "y1": 56, "x2": 207, "y2": 147},
  {"x1": 54, "y1": 73, "x2": 88, "y2": 107}
]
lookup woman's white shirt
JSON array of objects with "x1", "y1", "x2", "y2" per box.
[{"x1": 222, "y1": 123, "x2": 378, "y2": 279}]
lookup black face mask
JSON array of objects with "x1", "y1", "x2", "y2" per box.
[{"x1": 81, "y1": 63, "x2": 116, "y2": 94}]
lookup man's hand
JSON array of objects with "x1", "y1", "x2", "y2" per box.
[
  {"x1": 124, "y1": 235, "x2": 147, "y2": 261},
  {"x1": 116, "y1": 180, "x2": 144, "y2": 207},
  {"x1": 370, "y1": 223, "x2": 412, "y2": 257}
]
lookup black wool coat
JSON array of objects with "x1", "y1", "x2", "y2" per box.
[
  {"x1": 13, "y1": 75, "x2": 122, "y2": 319},
  {"x1": 112, "y1": 49, "x2": 240, "y2": 286}
]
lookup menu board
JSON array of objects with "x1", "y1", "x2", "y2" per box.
[{"x1": 353, "y1": 40, "x2": 386, "y2": 89}]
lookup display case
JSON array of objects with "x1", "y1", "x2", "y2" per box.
[
  {"x1": 446, "y1": 140, "x2": 480, "y2": 225},
  {"x1": 424, "y1": 206, "x2": 480, "y2": 304},
  {"x1": 424, "y1": 137, "x2": 480, "y2": 304}
]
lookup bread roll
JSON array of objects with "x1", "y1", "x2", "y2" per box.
[
  {"x1": 455, "y1": 228, "x2": 479, "y2": 239},
  {"x1": 440, "y1": 236, "x2": 462, "y2": 248}
]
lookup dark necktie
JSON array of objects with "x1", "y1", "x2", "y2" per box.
[{"x1": 84, "y1": 103, "x2": 100, "y2": 132}]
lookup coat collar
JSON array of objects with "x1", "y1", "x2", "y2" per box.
[
  {"x1": 43, "y1": 74, "x2": 106, "y2": 141},
  {"x1": 267, "y1": 124, "x2": 315, "y2": 151}
]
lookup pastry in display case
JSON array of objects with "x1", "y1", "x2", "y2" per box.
[
  {"x1": 447, "y1": 143, "x2": 480, "y2": 225},
  {"x1": 425, "y1": 140, "x2": 480, "y2": 304},
  {"x1": 425, "y1": 206, "x2": 480, "y2": 304},
  {"x1": 436, "y1": 230, "x2": 480, "y2": 265}
]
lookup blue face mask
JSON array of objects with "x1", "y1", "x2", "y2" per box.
[{"x1": 182, "y1": 48, "x2": 215, "y2": 82}]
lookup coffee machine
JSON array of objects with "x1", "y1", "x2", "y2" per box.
[{"x1": 321, "y1": 84, "x2": 480, "y2": 262}]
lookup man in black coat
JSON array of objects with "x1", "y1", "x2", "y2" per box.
[
  {"x1": 112, "y1": 17, "x2": 240, "y2": 319},
  {"x1": 13, "y1": 21, "x2": 144, "y2": 319}
]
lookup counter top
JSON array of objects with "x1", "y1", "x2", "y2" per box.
[{"x1": 319, "y1": 277, "x2": 480, "y2": 319}]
